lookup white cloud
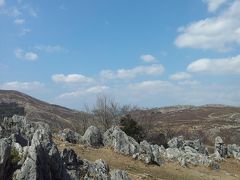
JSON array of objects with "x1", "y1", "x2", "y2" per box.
[
  {"x1": 100, "y1": 64, "x2": 165, "y2": 80},
  {"x1": 52, "y1": 74, "x2": 94, "y2": 84},
  {"x1": 0, "y1": 0, "x2": 5, "y2": 7},
  {"x1": 175, "y1": 0, "x2": 240, "y2": 51},
  {"x1": 187, "y1": 55, "x2": 240, "y2": 74},
  {"x1": 24, "y1": 52, "x2": 38, "y2": 61},
  {"x1": 35, "y1": 45, "x2": 67, "y2": 53},
  {"x1": 128, "y1": 80, "x2": 176, "y2": 93},
  {"x1": 19, "y1": 28, "x2": 31, "y2": 36},
  {"x1": 0, "y1": 81, "x2": 44, "y2": 91},
  {"x1": 14, "y1": 18, "x2": 25, "y2": 25},
  {"x1": 58, "y1": 86, "x2": 109, "y2": 99},
  {"x1": 15, "y1": 48, "x2": 38, "y2": 61},
  {"x1": 203, "y1": 0, "x2": 228, "y2": 12},
  {"x1": 169, "y1": 72, "x2": 192, "y2": 81},
  {"x1": 0, "y1": 7, "x2": 21, "y2": 17},
  {"x1": 140, "y1": 54, "x2": 157, "y2": 63},
  {"x1": 178, "y1": 80, "x2": 199, "y2": 86}
]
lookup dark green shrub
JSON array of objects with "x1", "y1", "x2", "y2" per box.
[
  {"x1": 10, "y1": 148, "x2": 21, "y2": 165},
  {"x1": 120, "y1": 114, "x2": 144, "y2": 142}
]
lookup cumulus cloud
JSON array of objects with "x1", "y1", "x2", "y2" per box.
[
  {"x1": 100, "y1": 64, "x2": 165, "y2": 80},
  {"x1": 15, "y1": 48, "x2": 38, "y2": 61},
  {"x1": 58, "y1": 86, "x2": 109, "y2": 99},
  {"x1": 203, "y1": 0, "x2": 228, "y2": 12},
  {"x1": 169, "y1": 72, "x2": 192, "y2": 81},
  {"x1": 187, "y1": 55, "x2": 240, "y2": 74},
  {"x1": 0, "y1": 81, "x2": 44, "y2": 91},
  {"x1": 140, "y1": 54, "x2": 157, "y2": 63},
  {"x1": 175, "y1": 0, "x2": 240, "y2": 51},
  {"x1": 52, "y1": 74, "x2": 94, "y2": 84},
  {"x1": 35, "y1": 45, "x2": 67, "y2": 53},
  {"x1": 14, "y1": 18, "x2": 25, "y2": 25}
]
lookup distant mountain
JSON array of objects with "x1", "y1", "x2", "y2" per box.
[{"x1": 0, "y1": 90, "x2": 81, "y2": 131}]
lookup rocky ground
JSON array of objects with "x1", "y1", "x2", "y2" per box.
[
  {"x1": 0, "y1": 116, "x2": 130, "y2": 180},
  {"x1": 55, "y1": 123, "x2": 240, "y2": 180},
  {"x1": 54, "y1": 140, "x2": 240, "y2": 180},
  {"x1": 1, "y1": 115, "x2": 240, "y2": 179}
]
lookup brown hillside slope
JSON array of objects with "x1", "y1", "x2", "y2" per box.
[{"x1": 0, "y1": 90, "x2": 81, "y2": 131}]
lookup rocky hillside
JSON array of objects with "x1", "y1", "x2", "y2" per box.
[
  {"x1": 129, "y1": 105, "x2": 240, "y2": 145},
  {"x1": 1, "y1": 90, "x2": 240, "y2": 146},
  {"x1": 0, "y1": 90, "x2": 81, "y2": 131}
]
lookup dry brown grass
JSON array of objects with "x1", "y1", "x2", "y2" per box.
[{"x1": 54, "y1": 137, "x2": 240, "y2": 180}]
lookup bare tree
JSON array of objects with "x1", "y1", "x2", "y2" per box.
[{"x1": 92, "y1": 95, "x2": 120, "y2": 131}]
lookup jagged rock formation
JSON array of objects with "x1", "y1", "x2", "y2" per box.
[
  {"x1": 82, "y1": 126, "x2": 103, "y2": 147},
  {"x1": 58, "y1": 124, "x2": 240, "y2": 172},
  {"x1": 133, "y1": 140, "x2": 165, "y2": 165},
  {"x1": 214, "y1": 136, "x2": 227, "y2": 159},
  {"x1": 227, "y1": 144, "x2": 240, "y2": 160},
  {"x1": 0, "y1": 116, "x2": 131, "y2": 180},
  {"x1": 103, "y1": 126, "x2": 140, "y2": 155},
  {"x1": 58, "y1": 128, "x2": 82, "y2": 144}
]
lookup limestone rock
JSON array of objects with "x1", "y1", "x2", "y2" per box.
[
  {"x1": 138, "y1": 140, "x2": 164, "y2": 165},
  {"x1": 84, "y1": 159, "x2": 110, "y2": 180},
  {"x1": 82, "y1": 126, "x2": 102, "y2": 147},
  {"x1": 214, "y1": 136, "x2": 227, "y2": 159},
  {"x1": 58, "y1": 128, "x2": 82, "y2": 144},
  {"x1": 0, "y1": 138, "x2": 11, "y2": 179},
  {"x1": 15, "y1": 128, "x2": 69, "y2": 180},
  {"x1": 227, "y1": 144, "x2": 240, "y2": 160},
  {"x1": 110, "y1": 170, "x2": 131, "y2": 180},
  {"x1": 167, "y1": 136, "x2": 184, "y2": 148},
  {"x1": 103, "y1": 126, "x2": 139, "y2": 155}
]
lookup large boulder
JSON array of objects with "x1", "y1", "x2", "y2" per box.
[
  {"x1": 214, "y1": 136, "x2": 227, "y2": 159},
  {"x1": 84, "y1": 159, "x2": 110, "y2": 180},
  {"x1": 103, "y1": 126, "x2": 139, "y2": 155},
  {"x1": 58, "y1": 129, "x2": 82, "y2": 144},
  {"x1": 61, "y1": 148, "x2": 84, "y2": 179},
  {"x1": 15, "y1": 128, "x2": 69, "y2": 180},
  {"x1": 227, "y1": 144, "x2": 240, "y2": 160},
  {"x1": 137, "y1": 140, "x2": 164, "y2": 165},
  {"x1": 0, "y1": 138, "x2": 11, "y2": 179},
  {"x1": 82, "y1": 126, "x2": 102, "y2": 147},
  {"x1": 167, "y1": 136, "x2": 184, "y2": 148}
]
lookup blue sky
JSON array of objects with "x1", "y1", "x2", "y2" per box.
[{"x1": 0, "y1": 0, "x2": 240, "y2": 109}]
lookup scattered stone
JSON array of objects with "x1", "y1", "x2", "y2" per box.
[{"x1": 110, "y1": 169, "x2": 131, "y2": 180}]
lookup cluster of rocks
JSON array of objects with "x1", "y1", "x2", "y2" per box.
[
  {"x1": 0, "y1": 115, "x2": 130, "y2": 180},
  {"x1": 59, "y1": 125, "x2": 240, "y2": 170}
]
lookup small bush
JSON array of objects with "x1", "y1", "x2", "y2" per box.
[
  {"x1": 10, "y1": 148, "x2": 21, "y2": 165},
  {"x1": 120, "y1": 114, "x2": 144, "y2": 142}
]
